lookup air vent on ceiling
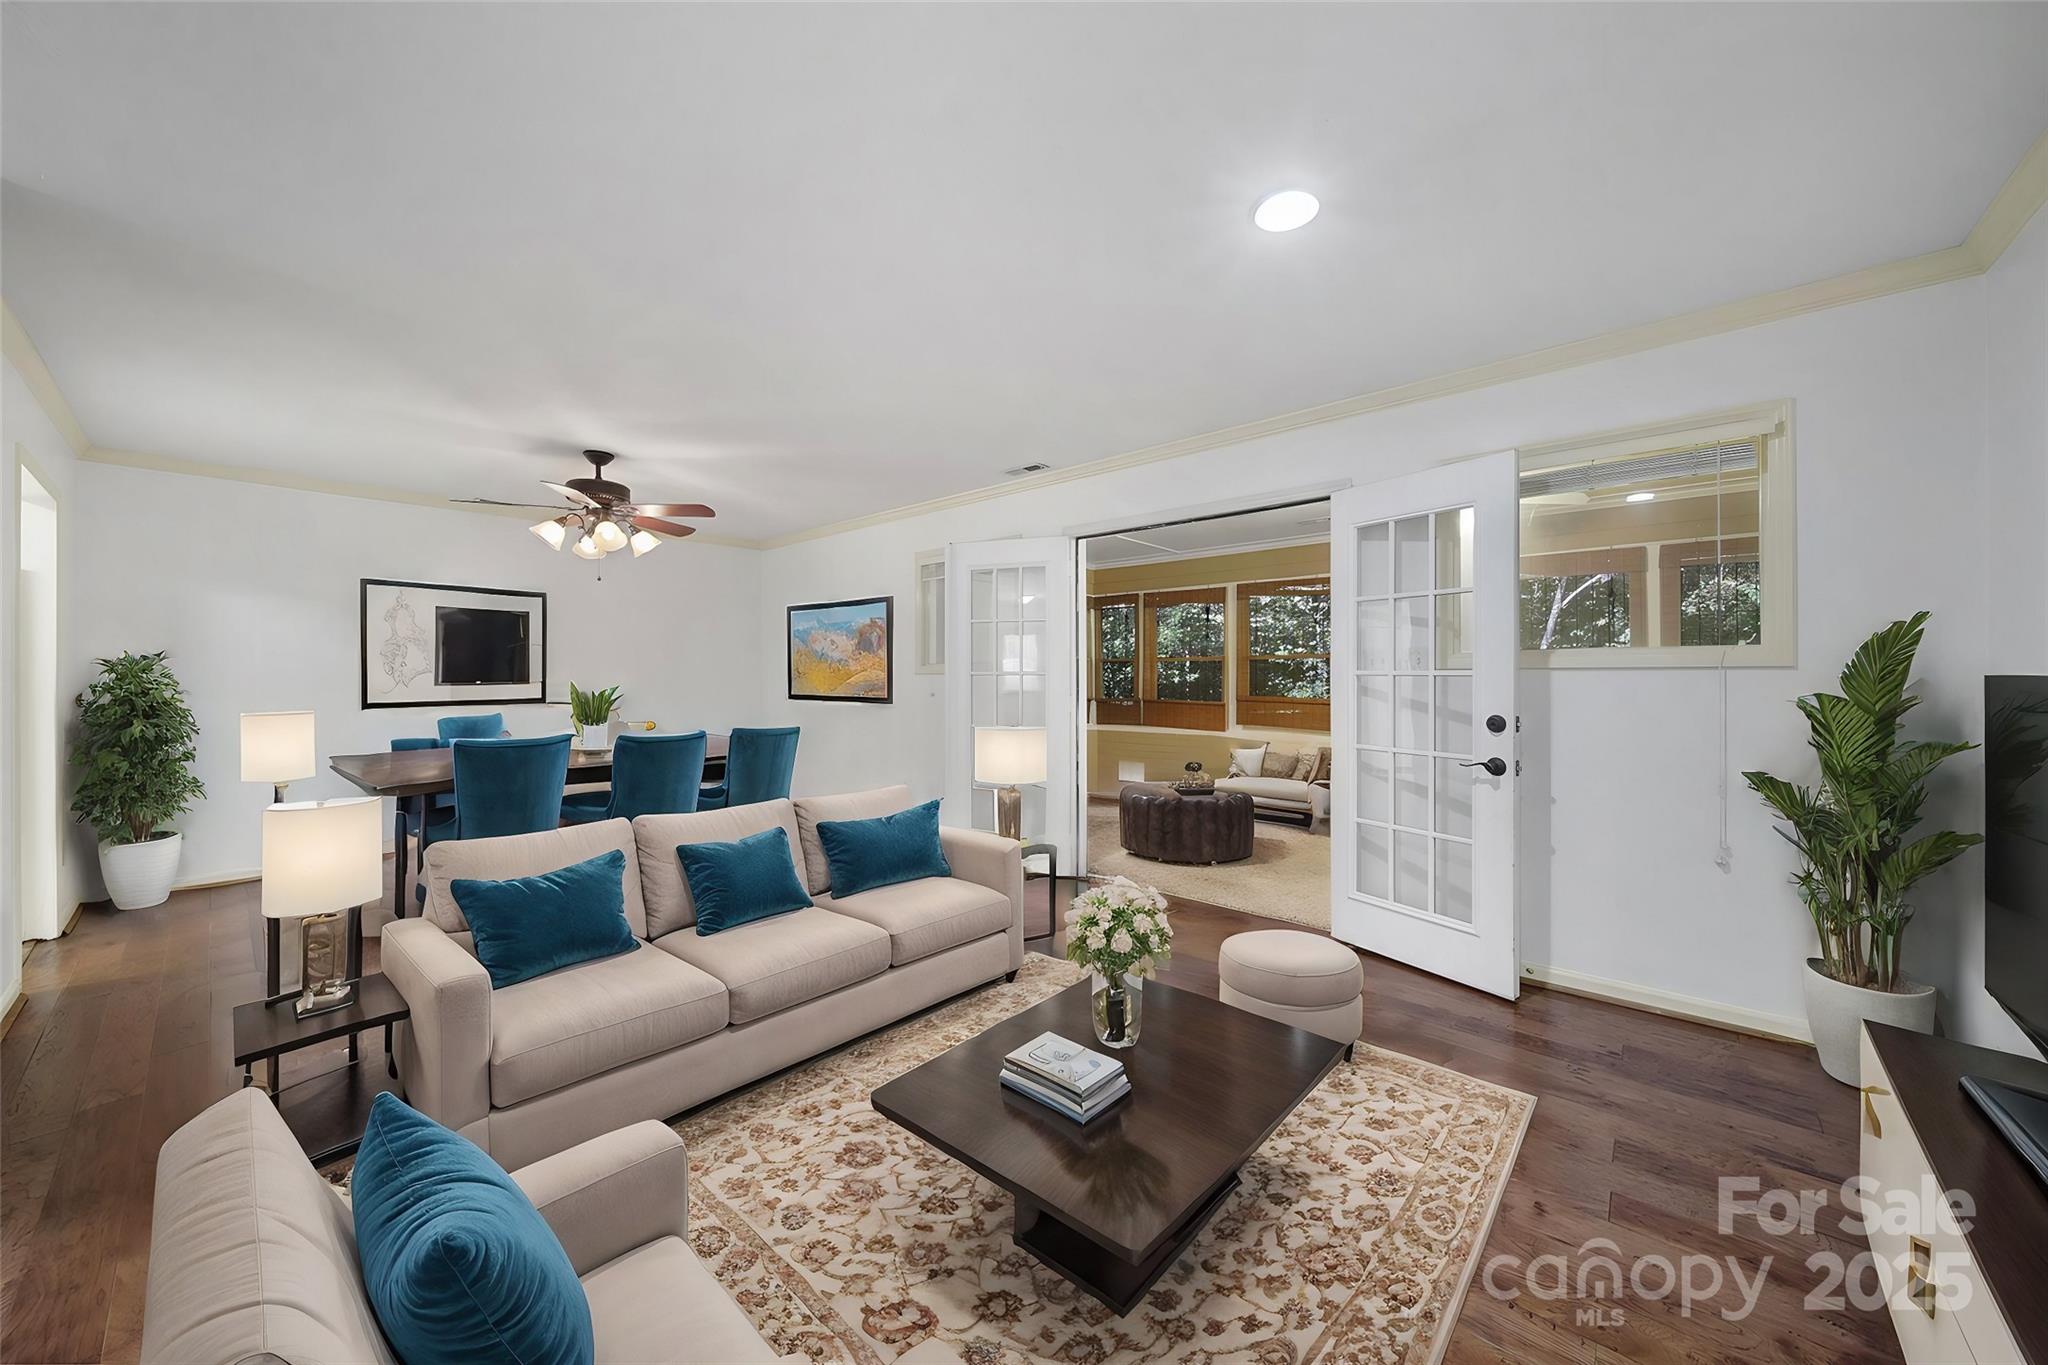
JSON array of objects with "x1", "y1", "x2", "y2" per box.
[{"x1": 1003, "y1": 462, "x2": 1053, "y2": 477}]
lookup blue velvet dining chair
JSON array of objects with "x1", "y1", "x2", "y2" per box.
[
  {"x1": 697, "y1": 726, "x2": 799, "y2": 810},
  {"x1": 561, "y1": 731, "x2": 708, "y2": 825},
  {"x1": 436, "y1": 713, "x2": 505, "y2": 743},
  {"x1": 415, "y1": 735, "x2": 573, "y2": 902}
]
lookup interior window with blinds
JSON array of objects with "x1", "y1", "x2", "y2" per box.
[{"x1": 1519, "y1": 436, "x2": 1765, "y2": 654}]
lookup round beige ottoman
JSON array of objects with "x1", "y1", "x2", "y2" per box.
[{"x1": 1218, "y1": 930, "x2": 1363, "y2": 1060}]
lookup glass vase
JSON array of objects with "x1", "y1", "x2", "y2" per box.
[{"x1": 1090, "y1": 971, "x2": 1142, "y2": 1049}]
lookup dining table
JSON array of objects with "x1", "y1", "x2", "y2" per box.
[{"x1": 330, "y1": 734, "x2": 729, "y2": 921}]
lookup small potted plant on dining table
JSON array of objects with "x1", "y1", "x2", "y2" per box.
[
  {"x1": 1066, "y1": 876, "x2": 1173, "y2": 1049},
  {"x1": 569, "y1": 682, "x2": 623, "y2": 752}
]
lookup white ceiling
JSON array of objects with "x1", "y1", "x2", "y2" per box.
[
  {"x1": 4, "y1": 3, "x2": 2044, "y2": 542},
  {"x1": 1085, "y1": 502, "x2": 1329, "y2": 567}
]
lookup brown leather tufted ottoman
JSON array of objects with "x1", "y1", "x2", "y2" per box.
[{"x1": 1118, "y1": 783, "x2": 1254, "y2": 865}]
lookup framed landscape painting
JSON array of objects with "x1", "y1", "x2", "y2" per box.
[{"x1": 788, "y1": 596, "x2": 894, "y2": 703}]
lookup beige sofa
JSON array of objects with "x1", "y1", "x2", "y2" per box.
[
  {"x1": 1214, "y1": 746, "x2": 1332, "y2": 827},
  {"x1": 382, "y1": 786, "x2": 1024, "y2": 1168},
  {"x1": 140, "y1": 1087, "x2": 803, "y2": 1364}
]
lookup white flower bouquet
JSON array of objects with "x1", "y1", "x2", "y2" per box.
[
  {"x1": 1065, "y1": 877, "x2": 1172, "y2": 1048},
  {"x1": 1064, "y1": 876, "x2": 1174, "y2": 980}
]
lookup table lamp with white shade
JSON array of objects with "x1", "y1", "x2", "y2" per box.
[
  {"x1": 974, "y1": 726, "x2": 1047, "y2": 842},
  {"x1": 263, "y1": 798, "x2": 381, "y2": 1018},
  {"x1": 241, "y1": 711, "x2": 315, "y2": 804}
]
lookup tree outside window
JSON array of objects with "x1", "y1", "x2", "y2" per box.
[
  {"x1": 1678, "y1": 560, "x2": 1761, "y2": 646},
  {"x1": 1520, "y1": 573, "x2": 1631, "y2": 650},
  {"x1": 1245, "y1": 589, "x2": 1330, "y2": 698},
  {"x1": 1097, "y1": 602, "x2": 1136, "y2": 700},
  {"x1": 1153, "y1": 602, "x2": 1224, "y2": 701}
]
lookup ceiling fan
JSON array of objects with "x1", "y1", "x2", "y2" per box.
[{"x1": 453, "y1": 450, "x2": 715, "y2": 560}]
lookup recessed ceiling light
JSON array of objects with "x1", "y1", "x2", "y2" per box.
[
  {"x1": 1254, "y1": 190, "x2": 1319, "y2": 233},
  {"x1": 1626, "y1": 491, "x2": 1657, "y2": 503}
]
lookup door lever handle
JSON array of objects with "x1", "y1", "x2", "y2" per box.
[{"x1": 1459, "y1": 757, "x2": 1508, "y2": 777}]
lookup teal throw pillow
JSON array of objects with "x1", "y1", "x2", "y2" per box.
[
  {"x1": 680, "y1": 827, "x2": 813, "y2": 935},
  {"x1": 450, "y1": 847, "x2": 638, "y2": 989},
  {"x1": 816, "y1": 799, "x2": 951, "y2": 898},
  {"x1": 351, "y1": 1093, "x2": 593, "y2": 1365}
]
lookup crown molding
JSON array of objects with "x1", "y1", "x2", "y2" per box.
[
  {"x1": 1, "y1": 300, "x2": 91, "y2": 457},
  {"x1": 1965, "y1": 127, "x2": 2048, "y2": 269}
]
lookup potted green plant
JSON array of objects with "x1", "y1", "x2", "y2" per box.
[
  {"x1": 69, "y1": 651, "x2": 205, "y2": 909},
  {"x1": 1743, "y1": 612, "x2": 1981, "y2": 1084},
  {"x1": 569, "y1": 682, "x2": 623, "y2": 752}
]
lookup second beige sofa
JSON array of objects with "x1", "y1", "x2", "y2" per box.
[{"x1": 383, "y1": 786, "x2": 1024, "y2": 1168}]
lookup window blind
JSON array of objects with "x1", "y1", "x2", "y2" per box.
[{"x1": 1518, "y1": 439, "x2": 1759, "y2": 498}]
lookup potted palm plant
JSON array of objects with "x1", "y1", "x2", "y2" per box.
[
  {"x1": 70, "y1": 651, "x2": 205, "y2": 909},
  {"x1": 1743, "y1": 612, "x2": 1981, "y2": 1084},
  {"x1": 569, "y1": 681, "x2": 623, "y2": 751}
]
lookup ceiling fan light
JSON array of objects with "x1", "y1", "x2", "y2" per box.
[
  {"x1": 530, "y1": 519, "x2": 567, "y2": 550},
  {"x1": 572, "y1": 533, "x2": 605, "y2": 560},
  {"x1": 629, "y1": 528, "x2": 660, "y2": 557},
  {"x1": 592, "y1": 518, "x2": 628, "y2": 552}
]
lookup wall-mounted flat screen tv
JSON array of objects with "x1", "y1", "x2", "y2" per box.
[{"x1": 435, "y1": 606, "x2": 532, "y2": 686}]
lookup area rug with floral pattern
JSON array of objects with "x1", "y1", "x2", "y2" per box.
[{"x1": 675, "y1": 955, "x2": 1533, "y2": 1365}]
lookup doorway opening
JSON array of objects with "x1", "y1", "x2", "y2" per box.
[
  {"x1": 16, "y1": 458, "x2": 63, "y2": 942},
  {"x1": 1078, "y1": 500, "x2": 1333, "y2": 929}
]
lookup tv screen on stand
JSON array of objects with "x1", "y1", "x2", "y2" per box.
[
  {"x1": 1970, "y1": 676, "x2": 2048, "y2": 1189},
  {"x1": 1986, "y1": 675, "x2": 2048, "y2": 1056}
]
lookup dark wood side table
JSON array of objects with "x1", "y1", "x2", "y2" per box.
[
  {"x1": 1020, "y1": 842, "x2": 1058, "y2": 940},
  {"x1": 232, "y1": 972, "x2": 410, "y2": 1163}
]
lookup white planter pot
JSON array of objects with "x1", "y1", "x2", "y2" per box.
[
  {"x1": 1802, "y1": 957, "x2": 1936, "y2": 1086},
  {"x1": 98, "y1": 831, "x2": 183, "y2": 910},
  {"x1": 577, "y1": 723, "x2": 610, "y2": 752}
]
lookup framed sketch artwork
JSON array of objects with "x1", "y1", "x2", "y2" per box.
[
  {"x1": 787, "y1": 596, "x2": 894, "y2": 703},
  {"x1": 360, "y1": 579, "x2": 548, "y2": 709}
]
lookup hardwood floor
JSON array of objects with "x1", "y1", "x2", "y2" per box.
[{"x1": 0, "y1": 873, "x2": 1901, "y2": 1364}]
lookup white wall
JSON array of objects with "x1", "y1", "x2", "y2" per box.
[
  {"x1": 68, "y1": 461, "x2": 764, "y2": 891},
  {"x1": 2, "y1": 357, "x2": 87, "y2": 1015},
  {"x1": 758, "y1": 277, "x2": 2023, "y2": 1045}
]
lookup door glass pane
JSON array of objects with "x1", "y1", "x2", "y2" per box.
[
  {"x1": 1358, "y1": 676, "x2": 1393, "y2": 747},
  {"x1": 1357, "y1": 522, "x2": 1390, "y2": 598},
  {"x1": 1020, "y1": 674, "x2": 1047, "y2": 726},
  {"x1": 1394, "y1": 753, "x2": 1430, "y2": 830},
  {"x1": 1356, "y1": 823, "x2": 1390, "y2": 899},
  {"x1": 1395, "y1": 597, "x2": 1431, "y2": 671},
  {"x1": 1436, "y1": 675, "x2": 1473, "y2": 754},
  {"x1": 1393, "y1": 516, "x2": 1431, "y2": 594},
  {"x1": 1358, "y1": 600, "x2": 1392, "y2": 671},
  {"x1": 1435, "y1": 758, "x2": 1474, "y2": 838},
  {"x1": 995, "y1": 568, "x2": 1020, "y2": 619},
  {"x1": 997, "y1": 675, "x2": 1021, "y2": 725},
  {"x1": 1356, "y1": 749, "x2": 1391, "y2": 823},
  {"x1": 971, "y1": 622, "x2": 995, "y2": 672},
  {"x1": 972, "y1": 675, "x2": 997, "y2": 726},
  {"x1": 1434, "y1": 507, "x2": 1473, "y2": 590},
  {"x1": 1394, "y1": 676, "x2": 1430, "y2": 750},
  {"x1": 1020, "y1": 566, "x2": 1047, "y2": 620},
  {"x1": 971, "y1": 784, "x2": 995, "y2": 831},
  {"x1": 1393, "y1": 831, "x2": 1431, "y2": 911},
  {"x1": 1436, "y1": 839, "x2": 1474, "y2": 923},
  {"x1": 971, "y1": 569, "x2": 995, "y2": 621},
  {"x1": 1018, "y1": 621, "x2": 1048, "y2": 673},
  {"x1": 1437, "y1": 591, "x2": 1473, "y2": 669}
]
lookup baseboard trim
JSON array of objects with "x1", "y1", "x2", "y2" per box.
[
  {"x1": 170, "y1": 868, "x2": 262, "y2": 892},
  {"x1": 1521, "y1": 963, "x2": 1812, "y2": 1046},
  {"x1": 0, "y1": 983, "x2": 23, "y2": 1038}
]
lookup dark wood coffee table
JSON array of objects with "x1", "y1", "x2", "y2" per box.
[{"x1": 871, "y1": 978, "x2": 1344, "y2": 1314}]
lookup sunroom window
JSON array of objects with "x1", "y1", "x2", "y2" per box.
[{"x1": 1517, "y1": 402, "x2": 1793, "y2": 667}]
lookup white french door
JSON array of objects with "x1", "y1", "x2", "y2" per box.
[
  {"x1": 1330, "y1": 451, "x2": 1520, "y2": 999},
  {"x1": 943, "y1": 539, "x2": 1078, "y2": 863}
]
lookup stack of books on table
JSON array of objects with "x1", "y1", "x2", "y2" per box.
[{"x1": 1000, "y1": 1031, "x2": 1130, "y2": 1123}]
